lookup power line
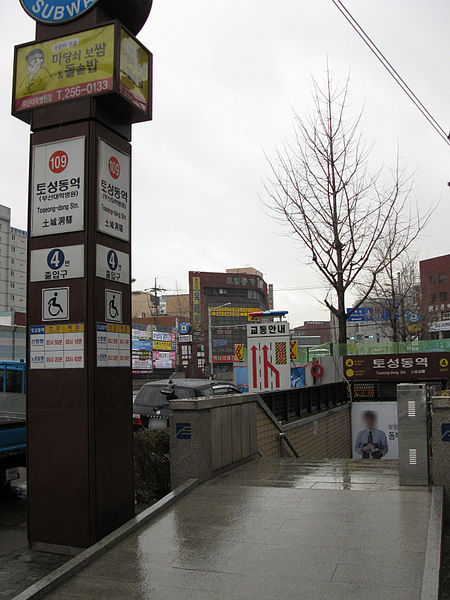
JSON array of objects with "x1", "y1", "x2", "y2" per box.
[{"x1": 331, "y1": 0, "x2": 450, "y2": 146}]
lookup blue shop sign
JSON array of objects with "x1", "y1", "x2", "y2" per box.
[{"x1": 20, "y1": 0, "x2": 98, "y2": 24}]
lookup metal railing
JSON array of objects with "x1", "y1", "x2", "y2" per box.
[{"x1": 260, "y1": 382, "x2": 347, "y2": 423}]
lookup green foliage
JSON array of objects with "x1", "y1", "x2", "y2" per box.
[{"x1": 134, "y1": 429, "x2": 170, "y2": 504}]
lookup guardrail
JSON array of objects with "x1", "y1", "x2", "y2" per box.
[{"x1": 260, "y1": 382, "x2": 347, "y2": 423}]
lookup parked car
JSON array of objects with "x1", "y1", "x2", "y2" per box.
[
  {"x1": 0, "y1": 361, "x2": 26, "y2": 487},
  {"x1": 133, "y1": 379, "x2": 242, "y2": 430}
]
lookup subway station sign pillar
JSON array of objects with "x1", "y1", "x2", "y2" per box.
[{"x1": 12, "y1": 0, "x2": 153, "y2": 551}]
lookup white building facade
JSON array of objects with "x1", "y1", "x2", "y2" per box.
[{"x1": 0, "y1": 205, "x2": 27, "y2": 313}]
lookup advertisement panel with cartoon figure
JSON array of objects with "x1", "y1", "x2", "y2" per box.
[{"x1": 14, "y1": 25, "x2": 115, "y2": 112}]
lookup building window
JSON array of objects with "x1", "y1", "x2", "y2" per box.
[
  {"x1": 431, "y1": 293, "x2": 437, "y2": 302},
  {"x1": 141, "y1": 312, "x2": 146, "y2": 317},
  {"x1": 440, "y1": 292, "x2": 448, "y2": 302},
  {"x1": 438, "y1": 273, "x2": 447, "y2": 283},
  {"x1": 429, "y1": 274, "x2": 436, "y2": 285}
]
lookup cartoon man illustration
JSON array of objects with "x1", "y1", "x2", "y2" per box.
[
  {"x1": 20, "y1": 48, "x2": 52, "y2": 96},
  {"x1": 354, "y1": 410, "x2": 388, "y2": 459}
]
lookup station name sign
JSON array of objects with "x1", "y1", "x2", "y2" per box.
[
  {"x1": 20, "y1": 0, "x2": 98, "y2": 24},
  {"x1": 344, "y1": 353, "x2": 450, "y2": 381}
]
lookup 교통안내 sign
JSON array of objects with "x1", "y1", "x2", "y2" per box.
[{"x1": 20, "y1": 0, "x2": 98, "y2": 25}]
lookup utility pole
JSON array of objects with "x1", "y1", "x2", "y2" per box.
[
  {"x1": 398, "y1": 271, "x2": 407, "y2": 343},
  {"x1": 145, "y1": 278, "x2": 166, "y2": 327}
]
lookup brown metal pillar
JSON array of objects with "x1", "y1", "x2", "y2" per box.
[{"x1": 12, "y1": 1, "x2": 153, "y2": 552}]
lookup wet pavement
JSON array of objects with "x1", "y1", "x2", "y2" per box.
[
  {"x1": 40, "y1": 458, "x2": 432, "y2": 600},
  {"x1": 441, "y1": 521, "x2": 450, "y2": 600},
  {"x1": 0, "y1": 469, "x2": 68, "y2": 599}
]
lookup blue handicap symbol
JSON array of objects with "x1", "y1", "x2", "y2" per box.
[
  {"x1": 441, "y1": 424, "x2": 450, "y2": 443},
  {"x1": 176, "y1": 423, "x2": 192, "y2": 440}
]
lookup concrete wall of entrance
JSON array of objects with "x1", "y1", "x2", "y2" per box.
[
  {"x1": 169, "y1": 392, "x2": 351, "y2": 488},
  {"x1": 257, "y1": 402, "x2": 351, "y2": 459}
]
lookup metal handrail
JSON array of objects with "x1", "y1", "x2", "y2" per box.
[{"x1": 279, "y1": 432, "x2": 299, "y2": 458}]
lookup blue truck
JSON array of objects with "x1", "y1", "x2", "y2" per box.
[{"x1": 0, "y1": 361, "x2": 26, "y2": 487}]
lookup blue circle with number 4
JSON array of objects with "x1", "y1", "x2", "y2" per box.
[
  {"x1": 47, "y1": 248, "x2": 64, "y2": 270},
  {"x1": 107, "y1": 250, "x2": 118, "y2": 271},
  {"x1": 20, "y1": 0, "x2": 98, "y2": 24}
]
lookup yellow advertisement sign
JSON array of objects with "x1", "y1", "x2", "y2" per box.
[
  {"x1": 120, "y1": 30, "x2": 150, "y2": 114},
  {"x1": 153, "y1": 340, "x2": 173, "y2": 351},
  {"x1": 14, "y1": 25, "x2": 115, "y2": 112},
  {"x1": 210, "y1": 306, "x2": 261, "y2": 318},
  {"x1": 193, "y1": 276, "x2": 201, "y2": 333}
]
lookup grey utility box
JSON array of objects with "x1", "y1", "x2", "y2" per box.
[{"x1": 397, "y1": 383, "x2": 429, "y2": 486}]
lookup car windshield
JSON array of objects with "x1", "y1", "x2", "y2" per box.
[{"x1": 134, "y1": 384, "x2": 196, "y2": 408}]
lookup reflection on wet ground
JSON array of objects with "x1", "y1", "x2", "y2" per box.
[{"x1": 43, "y1": 458, "x2": 432, "y2": 600}]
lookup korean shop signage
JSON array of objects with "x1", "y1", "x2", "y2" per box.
[
  {"x1": 20, "y1": 0, "x2": 98, "y2": 24},
  {"x1": 344, "y1": 353, "x2": 450, "y2": 381},
  {"x1": 14, "y1": 25, "x2": 114, "y2": 113},
  {"x1": 120, "y1": 30, "x2": 150, "y2": 114}
]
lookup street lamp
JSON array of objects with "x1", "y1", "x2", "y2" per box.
[{"x1": 208, "y1": 302, "x2": 231, "y2": 379}]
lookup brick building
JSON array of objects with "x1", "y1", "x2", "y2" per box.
[
  {"x1": 420, "y1": 254, "x2": 450, "y2": 339},
  {"x1": 189, "y1": 268, "x2": 270, "y2": 378},
  {"x1": 293, "y1": 321, "x2": 331, "y2": 343}
]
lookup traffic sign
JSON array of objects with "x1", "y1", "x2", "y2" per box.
[
  {"x1": 234, "y1": 344, "x2": 244, "y2": 362},
  {"x1": 42, "y1": 287, "x2": 69, "y2": 321},
  {"x1": 105, "y1": 290, "x2": 122, "y2": 323},
  {"x1": 290, "y1": 340, "x2": 298, "y2": 360},
  {"x1": 248, "y1": 322, "x2": 291, "y2": 392},
  {"x1": 96, "y1": 244, "x2": 130, "y2": 283}
]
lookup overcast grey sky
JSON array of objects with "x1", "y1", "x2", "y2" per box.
[{"x1": 1, "y1": 1, "x2": 448, "y2": 326}]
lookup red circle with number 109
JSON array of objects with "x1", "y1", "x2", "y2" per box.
[
  {"x1": 49, "y1": 150, "x2": 68, "y2": 174},
  {"x1": 108, "y1": 156, "x2": 120, "y2": 179}
]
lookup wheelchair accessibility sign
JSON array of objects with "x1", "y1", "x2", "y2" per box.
[
  {"x1": 42, "y1": 287, "x2": 69, "y2": 321},
  {"x1": 105, "y1": 289, "x2": 122, "y2": 323}
]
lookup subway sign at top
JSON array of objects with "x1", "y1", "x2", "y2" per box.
[{"x1": 20, "y1": 0, "x2": 98, "y2": 24}]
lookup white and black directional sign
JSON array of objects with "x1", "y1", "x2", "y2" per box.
[
  {"x1": 96, "y1": 244, "x2": 129, "y2": 283},
  {"x1": 42, "y1": 287, "x2": 69, "y2": 321},
  {"x1": 31, "y1": 137, "x2": 85, "y2": 237},
  {"x1": 97, "y1": 139, "x2": 130, "y2": 241},
  {"x1": 31, "y1": 245, "x2": 84, "y2": 282},
  {"x1": 105, "y1": 289, "x2": 122, "y2": 323},
  {"x1": 247, "y1": 322, "x2": 291, "y2": 393}
]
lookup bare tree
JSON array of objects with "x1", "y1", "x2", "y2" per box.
[
  {"x1": 361, "y1": 250, "x2": 422, "y2": 342},
  {"x1": 265, "y1": 70, "x2": 428, "y2": 345}
]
